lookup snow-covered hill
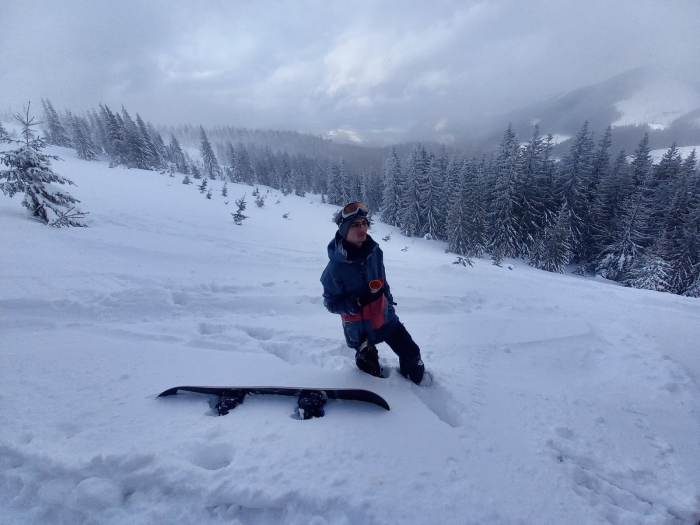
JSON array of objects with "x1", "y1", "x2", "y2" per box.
[{"x1": 1, "y1": 147, "x2": 700, "y2": 524}]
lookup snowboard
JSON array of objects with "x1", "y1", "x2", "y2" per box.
[{"x1": 157, "y1": 386, "x2": 390, "y2": 419}]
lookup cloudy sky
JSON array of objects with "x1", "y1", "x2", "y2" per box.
[{"x1": 2, "y1": 0, "x2": 699, "y2": 137}]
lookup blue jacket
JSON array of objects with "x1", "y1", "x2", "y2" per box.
[{"x1": 320, "y1": 233, "x2": 399, "y2": 348}]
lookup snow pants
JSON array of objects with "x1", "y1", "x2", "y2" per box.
[{"x1": 384, "y1": 322, "x2": 421, "y2": 365}]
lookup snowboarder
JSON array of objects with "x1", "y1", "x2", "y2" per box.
[{"x1": 320, "y1": 201, "x2": 426, "y2": 384}]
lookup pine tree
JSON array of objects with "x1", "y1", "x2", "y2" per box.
[
  {"x1": 169, "y1": 135, "x2": 188, "y2": 174},
  {"x1": 649, "y1": 143, "x2": 683, "y2": 238},
  {"x1": 625, "y1": 241, "x2": 672, "y2": 292},
  {"x1": 338, "y1": 158, "x2": 351, "y2": 204},
  {"x1": 400, "y1": 146, "x2": 423, "y2": 237},
  {"x1": 222, "y1": 182, "x2": 228, "y2": 197},
  {"x1": 380, "y1": 146, "x2": 401, "y2": 226},
  {"x1": 557, "y1": 121, "x2": 595, "y2": 266},
  {"x1": 0, "y1": 105, "x2": 87, "y2": 227},
  {"x1": 41, "y1": 98, "x2": 71, "y2": 147},
  {"x1": 136, "y1": 114, "x2": 161, "y2": 169},
  {"x1": 465, "y1": 158, "x2": 488, "y2": 257},
  {"x1": 182, "y1": 174, "x2": 192, "y2": 185},
  {"x1": 529, "y1": 204, "x2": 572, "y2": 273},
  {"x1": 232, "y1": 194, "x2": 248, "y2": 225},
  {"x1": 236, "y1": 144, "x2": 255, "y2": 186},
  {"x1": 630, "y1": 132, "x2": 653, "y2": 188},
  {"x1": 198, "y1": 177, "x2": 208, "y2": 194},
  {"x1": 489, "y1": 124, "x2": 523, "y2": 258},
  {"x1": 596, "y1": 187, "x2": 647, "y2": 281},
  {"x1": 0, "y1": 120, "x2": 9, "y2": 143},
  {"x1": 100, "y1": 105, "x2": 125, "y2": 164},
  {"x1": 446, "y1": 159, "x2": 470, "y2": 256},
  {"x1": 589, "y1": 126, "x2": 612, "y2": 198},
  {"x1": 420, "y1": 155, "x2": 445, "y2": 240},
  {"x1": 199, "y1": 126, "x2": 221, "y2": 180},
  {"x1": 121, "y1": 107, "x2": 149, "y2": 169},
  {"x1": 518, "y1": 125, "x2": 547, "y2": 256},
  {"x1": 69, "y1": 115, "x2": 99, "y2": 161},
  {"x1": 326, "y1": 160, "x2": 342, "y2": 205}
]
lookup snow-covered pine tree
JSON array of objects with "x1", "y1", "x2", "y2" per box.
[
  {"x1": 446, "y1": 159, "x2": 469, "y2": 256},
  {"x1": 596, "y1": 185, "x2": 648, "y2": 281},
  {"x1": 400, "y1": 145, "x2": 423, "y2": 237},
  {"x1": 148, "y1": 124, "x2": 169, "y2": 168},
  {"x1": 648, "y1": 143, "x2": 683, "y2": 239},
  {"x1": 465, "y1": 157, "x2": 488, "y2": 257},
  {"x1": 665, "y1": 152, "x2": 700, "y2": 294},
  {"x1": 625, "y1": 240, "x2": 672, "y2": 292},
  {"x1": 293, "y1": 168, "x2": 306, "y2": 197},
  {"x1": 41, "y1": 98, "x2": 71, "y2": 147},
  {"x1": 488, "y1": 124, "x2": 523, "y2": 258},
  {"x1": 241, "y1": 145, "x2": 256, "y2": 186},
  {"x1": 326, "y1": 160, "x2": 342, "y2": 205},
  {"x1": 182, "y1": 174, "x2": 192, "y2": 185},
  {"x1": 100, "y1": 105, "x2": 125, "y2": 165},
  {"x1": 199, "y1": 126, "x2": 221, "y2": 180},
  {"x1": 121, "y1": 107, "x2": 149, "y2": 169},
  {"x1": 136, "y1": 114, "x2": 161, "y2": 169},
  {"x1": 338, "y1": 158, "x2": 351, "y2": 204},
  {"x1": 517, "y1": 125, "x2": 547, "y2": 257},
  {"x1": 0, "y1": 105, "x2": 87, "y2": 227},
  {"x1": 169, "y1": 135, "x2": 188, "y2": 174},
  {"x1": 589, "y1": 126, "x2": 612, "y2": 198},
  {"x1": 257, "y1": 147, "x2": 274, "y2": 187},
  {"x1": 222, "y1": 182, "x2": 228, "y2": 197},
  {"x1": 69, "y1": 115, "x2": 99, "y2": 161},
  {"x1": 529, "y1": 203, "x2": 572, "y2": 273},
  {"x1": 557, "y1": 121, "x2": 595, "y2": 267},
  {"x1": 0, "y1": 120, "x2": 9, "y2": 143},
  {"x1": 361, "y1": 169, "x2": 382, "y2": 213},
  {"x1": 592, "y1": 149, "x2": 631, "y2": 261},
  {"x1": 380, "y1": 146, "x2": 401, "y2": 226},
  {"x1": 198, "y1": 177, "x2": 208, "y2": 194},
  {"x1": 280, "y1": 152, "x2": 292, "y2": 194},
  {"x1": 225, "y1": 142, "x2": 237, "y2": 182},
  {"x1": 232, "y1": 194, "x2": 248, "y2": 225},
  {"x1": 630, "y1": 132, "x2": 653, "y2": 188},
  {"x1": 420, "y1": 155, "x2": 446, "y2": 240}
]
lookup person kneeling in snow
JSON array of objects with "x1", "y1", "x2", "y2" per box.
[{"x1": 320, "y1": 201, "x2": 426, "y2": 384}]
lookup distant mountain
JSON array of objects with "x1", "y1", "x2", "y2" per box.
[{"x1": 350, "y1": 66, "x2": 700, "y2": 156}]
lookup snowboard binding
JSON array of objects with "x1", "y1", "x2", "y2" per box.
[
  {"x1": 297, "y1": 390, "x2": 327, "y2": 420},
  {"x1": 215, "y1": 390, "x2": 246, "y2": 416}
]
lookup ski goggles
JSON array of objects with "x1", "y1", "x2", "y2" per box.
[{"x1": 341, "y1": 202, "x2": 368, "y2": 219}]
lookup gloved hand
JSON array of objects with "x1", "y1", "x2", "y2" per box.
[{"x1": 355, "y1": 285, "x2": 384, "y2": 308}]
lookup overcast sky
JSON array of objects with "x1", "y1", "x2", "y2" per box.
[{"x1": 2, "y1": 0, "x2": 699, "y2": 136}]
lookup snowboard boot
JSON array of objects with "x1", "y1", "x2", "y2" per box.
[
  {"x1": 399, "y1": 356, "x2": 425, "y2": 385},
  {"x1": 355, "y1": 341, "x2": 383, "y2": 378}
]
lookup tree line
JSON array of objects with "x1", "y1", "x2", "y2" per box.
[
  {"x1": 374, "y1": 123, "x2": 700, "y2": 298},
  {"x1": 29, "y1": 100, "x2": 700, "y2": 297}
]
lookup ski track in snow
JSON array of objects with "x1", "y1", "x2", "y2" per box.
[{"x1": 2, "y1": 144, "x2": 700, "y2": 524}]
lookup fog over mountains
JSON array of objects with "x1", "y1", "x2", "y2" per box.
[{"x1": 330, "y1": 65, "x2": 700, "y2": 155}]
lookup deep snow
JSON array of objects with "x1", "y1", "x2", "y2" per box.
[{"x1": 1, "y1": 144, "x2": 700, "y2": 525}]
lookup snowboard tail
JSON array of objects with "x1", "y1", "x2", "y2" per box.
[{"x1": 158, "y1": 386, "x2": 390, "y2": 419}]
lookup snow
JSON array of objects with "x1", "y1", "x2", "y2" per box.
[
  {"x1": 612, "y1": 75, "x2": 700, "y2": 129},
  {"x1": 2, "y1": 144, "x2": 700, "y2": 525},
  {"x1": 648, "y1": 145, "x2": 699, "y2": 164},
  {"x1": 326, "y1": 129, "x2": 366, "y2": 144}
]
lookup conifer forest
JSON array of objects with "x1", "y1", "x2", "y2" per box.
[{"x1": 29, "y1": 99, "x2": 700, "y2": 298}]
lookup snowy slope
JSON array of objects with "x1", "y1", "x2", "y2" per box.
[
  {"x1": 1, "y1": 146, "x2": 700, "y2": 525},
  {"x1": 612, "y1": 73, "x2": 700, "y2": 130}
]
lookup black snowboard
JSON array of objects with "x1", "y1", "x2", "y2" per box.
[{"x1": 158, "y1": 386, "x2": 390, "y2": 419}]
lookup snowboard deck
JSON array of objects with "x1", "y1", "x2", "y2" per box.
[{"x1": 158, "y1": 386, "x2": 390, "y2": 419}]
